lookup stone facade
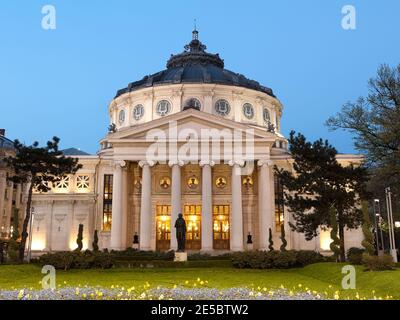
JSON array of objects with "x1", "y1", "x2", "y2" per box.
[{"x1": 0, "y1": 31, "x2": 364, "y2": 255}]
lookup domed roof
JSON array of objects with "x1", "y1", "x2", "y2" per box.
[{"x1": 115, "y1": 30, "x2": 275, "y2": 98}]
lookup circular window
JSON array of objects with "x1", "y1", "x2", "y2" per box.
[
  {"x1": 133, "y1": 104, "x2": 144, "y2": 121},
  {"x1": 263, "y1": 108, "x2": 271, "y2": 124},
  {"x1": 118, "y1": 110, "x2": 125, "y2": 124},
  {"x1": 184, "y1": 98, "x2": 201, "y2": 110},
  {"x1": 156, "y1": 100, "x2": 171, "y2": 116},
  {"x1": 215, "y1": 176, "x2": 227, "y2": 189},
  {"x1": 215, "y1": 99, "x2": 231, "y2": 116},
  {"x1": 243, "y1": 103, "x2": 254, "y2": 119}
]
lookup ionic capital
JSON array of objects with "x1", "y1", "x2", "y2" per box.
[
  {"x1": 257, "y1": 159, "x2": 274, "y2": 167},
  {"x1": 168, "y1": 160, "x2": 185, "y2": 168},
  {"x1": 113, "y1": 160, "x2": 126, "y2": 169},
  {"x1": 199, "y1": 160, "x2": 215, "y2": 168},
  {"x1": 139, "y1": 160, "x2": 155, "y2": 168},
  {"x1": 228, "y1": 160, "x2": 245, "y2": 167}
]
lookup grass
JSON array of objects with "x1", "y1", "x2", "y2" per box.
[{"x1": 0, "y1": 263, "x2": 399, "y2": 299}]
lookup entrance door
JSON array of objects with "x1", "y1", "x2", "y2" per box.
[
  {"x1": 213, "y1": 205, "x2": 230, "y2": 250},
  {"x1": 184, "y1": 205, "x2": 201, "y2": 250},
  {"x1": 156, "y1": 205, "x2": 171, "y2": 251}
]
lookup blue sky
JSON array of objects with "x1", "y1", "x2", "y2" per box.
[{"x1": 0, "y1": 0, "x2": 399, "y2": 154}]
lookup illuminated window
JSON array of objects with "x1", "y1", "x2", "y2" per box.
[
  {"x1": 184, "y1": 205, "x2": 201, "y2": 242},
  {"x1": 55, "y1": 176, "x2": 70, "y2": 190},
  {"x1": 274, "y1": 175, "x2": 284, "y2": 231},
  {"x1": 103, "y1": 174, "x2": 113, "y2": 231},
  {"x1": 76, "y1": 175, "x2": 90, "y2": 191},
  {"x1": 213, "y1": 205, "x2": 230, "y2": 250},
  {"x1": 156, "y1": 205, "x2": 171, "y2": 250}
]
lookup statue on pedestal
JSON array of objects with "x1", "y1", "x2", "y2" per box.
[{"x1": 175, "y1": 213, "x2": 187, "y2": 252}]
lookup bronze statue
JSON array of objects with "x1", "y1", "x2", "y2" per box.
[{"x1": 175, "y1": 213, "x2": 187, "y2": 252}]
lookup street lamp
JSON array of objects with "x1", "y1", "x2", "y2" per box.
[
  {"x1": 385, "y1": 188, "x2": 398, "y2": 263},
  {"x1": 373, "y1": 199, "x2": 381, "y2": 254},
  {"x1": 27, "y1": 206, "x2": 35, "y2": 263}
]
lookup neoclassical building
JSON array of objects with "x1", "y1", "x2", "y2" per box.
[{"x1": 1, "y1": 30, "x2": 364, "y2": 254}]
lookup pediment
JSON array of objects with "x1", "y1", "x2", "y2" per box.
[{"x1": 107, "y1": 109, "x2": 275, "y2": 143}]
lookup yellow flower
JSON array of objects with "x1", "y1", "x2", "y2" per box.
[{"x1": 17, "y1": 290, "x2": 24, "y2": 299}]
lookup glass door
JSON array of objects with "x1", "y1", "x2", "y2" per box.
[
  {"x1": 213, "y1": 205, "x2": 230, "y2": 250},
  {"x1": 184, "y1": 205, "x2": 202, "y2": 250},
  {"x1": 156, "y1": 205, "x2": 171, "y2": 251}
]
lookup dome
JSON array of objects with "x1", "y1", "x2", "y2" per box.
[{"x1": 115, "y1": 30, "x2": 275, "y2": 98}]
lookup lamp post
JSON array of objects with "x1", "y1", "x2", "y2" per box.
[
  {"x1": 27, "y1": 206, "x2": 35, "y2": 263},
  {"x1": 373, "y1": 199, "x2": 381, "y2": 254},
  {"x1": 385, "y1": 188, "x2": 398, "y2": 263}
]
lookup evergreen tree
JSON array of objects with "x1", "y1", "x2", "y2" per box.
[
  {"x1": 7, "y1": 208, "x2": 20, "y2": 263},
  {"x1": 329, "y1": 206, "x2": 340, "y2": 262},
  {"x1": 268, "y1": 228, "x2": 274, "y2": 252},
  {"x1": 276, "y1": 131, "x2": 369, "y2": 262},
  {"x1": 92, "y1": 230, "x2": 99, "y2": 252},
  {"x1": 76, "y1": 224, "x2": 84, "y2": 251},
  {"x1": 5, "y1": 137, "x2": 81, "y2": 261},
  {"x1": 361, "y1": 201, "x2": 375, "y2": 255},
  {"x1": 280, "y1": 224, "x2": 287, "y2": 251}
]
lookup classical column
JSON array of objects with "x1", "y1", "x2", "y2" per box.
[
  {"x1": 230, "y1": 161, "x2": 244, "y2": 251},
  {"x1": 258, "y1": 160, "x2": 274, "y2": 250},
  {"x1": 200, "y1": 161, "x2": 214, "y2": 252},
  {"x1": 169, "y1": 161, "x2": 183, "y2": 250},
  {"x1": 110, "y1": 160, "x2": 125, "y2": 250},
  {"x1": 139, "y1": 161, "x2": 153, "y2": 250},
  {"x1": 0, "y1": 173, "x2": 6, "y2": 225}
]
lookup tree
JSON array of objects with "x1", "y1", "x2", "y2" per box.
[
  {"x1": 5, "y1": 137, "x2": 81, "y2": 261},
  {"x1": 361, "y1": 201, "x2": 375, "y2": 255},
  {"x1": 326, "y1": 64, "x2": 400, "y2": 197},
  {"x1": 329, "y1": 206, "x2": 340, "y2": 262},
  {"x1": 75, "y1": 224, "x2": 84, "y2": 252},
  {"x1": 280, "y1": 224, "x2": 287, "y2": 252},
  {"x1": 268, "y1": 228, "x2": 274, "y2": 252},
  {"x1": 92, "y1": 230, "x2": 99, "y2": 252},
  {"x1": 8, "y1": 208, "x2": 20, "y2": 263},
  {"x1": 275, "y1": 131, "x2": 369, "y2": 262}
]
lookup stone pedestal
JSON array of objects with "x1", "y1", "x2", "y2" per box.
[{"x1": 174, "y1": 252, "x2": 188, "y2": 262}]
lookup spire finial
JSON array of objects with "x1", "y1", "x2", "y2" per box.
[{"x1": 192, "y1": 19, "x2": 198, "y2": 40}]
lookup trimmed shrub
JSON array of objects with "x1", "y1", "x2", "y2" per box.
[
  {"x1": 188, "y1": 253, "x2": 233, "y2": 261},
  {"x1": 92, "y1": 230, "x2": 99, "y2": 252},
  {"x1": 347, "y1": 247, "x2": 365, "y2": 265},
  {"x1": 294, "y1": 250, "x2": 324, "y2": 267},
  {"x1": 231, "y1": 250, "x2": 322, "y2": 269},
  {"x1": 110, "y1": 248, "x2": 175, "y2": 261},
  {"x1": 37, "y1": 251, "x2": 114, "y2": 270},
  {"x1": 114, "y1": 260, "x2": 232, "y2": 269},
  {"x1": 362, "y1": 253, "x2": 395, "y2": 271}
]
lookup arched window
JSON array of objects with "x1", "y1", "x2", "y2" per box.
[
  {"x1": 263, "y1": 108, "x2": 270, "y2": 124},
  {"x1": 118, "y1": 110, "x2": 125, "y2": 124}
]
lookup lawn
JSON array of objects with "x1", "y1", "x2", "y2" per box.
[{"x1": 0, "y1": 263, "x2": 399, "y2": 299}]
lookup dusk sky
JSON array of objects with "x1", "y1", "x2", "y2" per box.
[{"x1": 1, "y1": 0, "x2": 399, "y2": 154}]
